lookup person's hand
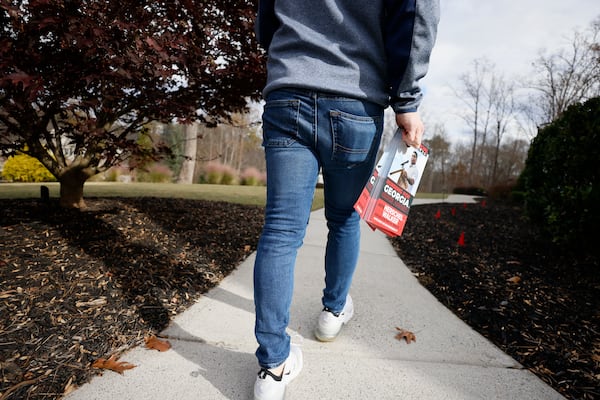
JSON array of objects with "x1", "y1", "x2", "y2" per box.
[{"x1": 396, "y1": 112, "x2": 424, "y2": 148}]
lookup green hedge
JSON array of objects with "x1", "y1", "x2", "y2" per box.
[{"x1": 519, "y1": 97, "x2": 600, "y2": 260}]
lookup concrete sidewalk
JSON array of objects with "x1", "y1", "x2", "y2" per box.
[{"x1": 65, "y1": 195, "x2": 565, "y2": 400}]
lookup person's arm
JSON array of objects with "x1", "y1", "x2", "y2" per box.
[
  {"x1": 384, "y1": 0, "x2": 440, "y2": 114},
  {"x1": 385, "y1": 0, "x2": 439, "y2": 146},
  {"x1": 255, "y1": 0, "x2": 279, "y2": 52}
]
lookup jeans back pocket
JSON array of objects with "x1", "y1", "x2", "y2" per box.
[
  {"x1": 262, "y1": 99, "x2": 300, "y2": 148},
  {"x1": 330, "y1": 110, "x2": 380, "y2": 167}
]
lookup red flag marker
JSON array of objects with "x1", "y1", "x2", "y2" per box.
[
  {"x1": 457, "y1": 232, "x2": 465, "y2": 246},
  {"x1": 481, "y1": 199, "x2": 487, "y2": 207},
  {"x1": 451, "y1": 207, "x2": 456, "y2": 216},
  {"x1": 463, "y1": 202, "x2": 467, "y2": 208},
  {"x1": 435, "y1": 209, "x2": 441, "y2": 219}
]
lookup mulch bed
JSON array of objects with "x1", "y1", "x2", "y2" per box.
[
  {"x1": 1, "y1": 197, "x2": 598, "y2": 400},
  {"x1": 390, "y1": 200, "x2": 599, "y2": 400},
  {"x1": 0, "y1": 197, "x2": 264, "y2": 399}
]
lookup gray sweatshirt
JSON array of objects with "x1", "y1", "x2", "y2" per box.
[{"x1": 256, "y1": 0, "x2": 440, "y2": 113}]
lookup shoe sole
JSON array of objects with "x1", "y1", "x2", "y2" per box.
[
  {"x1": 314, "y1": 329, "x2": 338, "y2": 342},
  {"x1": 314, "y1": 309, "x2": 354, "y2": 342}
]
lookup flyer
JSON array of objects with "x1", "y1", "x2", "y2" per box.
[{"x1": 354, "y1": 129, "x2": 429, "y2": 237}]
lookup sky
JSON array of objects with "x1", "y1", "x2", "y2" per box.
[{"x1": 419, "y1": 0, "x2": 599, "y2": 144}]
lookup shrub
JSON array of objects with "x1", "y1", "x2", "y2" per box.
[
  {"x1": 2, "y1": 154, "x2": 56, "y2": 182},
  {"x1": 220, "y1": 169, "x2": 237, "y2": 185},
  {"x1": 201, "y1": 162, "x2": 239, "y2": 185},
  {"x1": 487, "y1": 181, "x2": 519, "y2": 203},
  {"x1": 240, "y1": 167, "x2": 266, "y2": 186},
  {"x1": 452, "y1": 186, "x2": 487, "y2": 196},
  {"x1": 90, "y1": 166, "x2": 132, "y2": 182},
  {"x1": 519, "y1": 96, "x2": 600, "y2": 260},
  {"x1": 135, "y1": 163, "x2": 173, "y2": 183},
  {"x1": 104, "y1": 167, "x2": 124, "y2": 182}
]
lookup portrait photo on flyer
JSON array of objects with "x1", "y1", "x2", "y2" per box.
[{"x1": 354, "y1": 129, "x2": 429, "y2": 237}]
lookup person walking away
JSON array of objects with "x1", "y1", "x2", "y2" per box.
[{"x1": 252, "y1": 1, "x2": 440, "y2": 399}]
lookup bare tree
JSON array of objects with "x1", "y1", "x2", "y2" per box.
[
  {"x1": 455, "y1": 58, "x2": 493, "y2": 182},
  {"x1": 177, "y1": 123, "x2": 199, "y2": 184},
  {"x1": 454, "y1": 58, "x2": 523, "y2": 187},
  {"x1": 446, "y1": 142, "x2": 471, "y2": 190},
  {"x1": 526, "y1": 16, "x2": 600, "y2": 126},
  {"x1": 497, "y1": 138, "x2": 529, "y2": 183},
  {"x1": 422, "y1": 125, "x2": 451, "y2": 193},
  {"x1": 487, "y1": 74, "x2": 517, "y2": 185},
  {"x1": 190, "y1": 110, "x2": 263, "y2": 180}
]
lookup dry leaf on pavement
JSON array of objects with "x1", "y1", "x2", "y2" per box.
[
  {"x1": 92, "y1": 354, "x2": 136, "y2": 374},
  {"x1": 395, "y1": 327, "x2": 416, "y2": 344},
  {"x1": 145, "y1": 335, "x2": 172, "y2": 352}
]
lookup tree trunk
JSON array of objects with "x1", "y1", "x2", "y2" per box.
[
  {"x1": 178, "y1": 123, "x2": 198, "y2": 184},
  {"x1": 236, "y1": 127, "x2": 244, "y2": 173},
  {"x1": 59, "y1": 169, "x2": 90, "y2": 208}
]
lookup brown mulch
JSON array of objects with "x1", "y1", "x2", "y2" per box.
[
  {"x1": 0, "y1": 197, "x2": 264, "y2": 399},
  {"x1": 390, "y1": 200, "x2": 599, "y2": 400},
  {"x1": 1, "y1": 196, "x2": 598, "y2": 400}
]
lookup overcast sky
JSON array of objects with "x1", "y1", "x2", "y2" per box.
[{"x1": 419, "y1": 0, "x2": 599, "y2": 144}]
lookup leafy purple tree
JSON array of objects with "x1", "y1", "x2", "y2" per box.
[{"x1": 0, "y1": 0, "x2": 265, "y2": 207}]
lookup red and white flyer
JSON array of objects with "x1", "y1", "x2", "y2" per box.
[{"x1": 354, "y1": 129, "x2": 429, "y2": 237}]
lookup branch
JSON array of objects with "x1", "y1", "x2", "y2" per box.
[{"x1": 49, "y1": 115, "x2": 67, "y2": 167}]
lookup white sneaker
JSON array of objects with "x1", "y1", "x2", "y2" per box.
[
  {"x1": 314, "y1": 294, "x2": 354, "y2": 342},
  {"x1": 254, "y1": 344, "x2": 303, "y2": 400}
]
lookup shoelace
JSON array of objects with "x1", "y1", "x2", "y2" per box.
[
  {"x1": 257, "y1": 367, "x2": 284, "y2": 382},
  {"x1": 323, "y1": 307, "x2": 341, "y2": 317}
]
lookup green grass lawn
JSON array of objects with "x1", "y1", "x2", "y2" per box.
[
  {"x1": 0, "y1": 182, "x2": 326, "y2": 210},
  {"x1": 0, "y1": 181, "x2": 444, "y2": 210}
]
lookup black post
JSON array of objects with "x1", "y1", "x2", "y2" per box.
[{"x1": 40, "y1": 185, "x2": 50, "y2": 204}]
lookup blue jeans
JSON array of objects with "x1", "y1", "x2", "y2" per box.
[{"x1": 253, "y1": 89, "x2": 384, "y2": 368}]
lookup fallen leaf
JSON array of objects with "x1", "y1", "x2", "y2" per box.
[
  {"x1": 507, "y1": 276, "x2": 521, "y2": 284},
  {"x1": 92, "y1": 354, "x2": 136, "y2": 374},
  {"x1": 145, "y1": 335, "x2": 172, "y2": 352},
  {"x1": 395, "y1": 327, "x2": 416, "y2": 344}
]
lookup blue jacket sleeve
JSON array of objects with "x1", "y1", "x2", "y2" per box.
[
  {"x1": 384, "y1": 0, "x2": 440, "y2": 113},
  {"x1": 255, "y1": 0, "x2": 278, "y2": 52}
]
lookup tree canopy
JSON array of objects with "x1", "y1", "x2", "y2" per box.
[{"x1": 0, "y1": 0, "x2": 265, "y2": 207}]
